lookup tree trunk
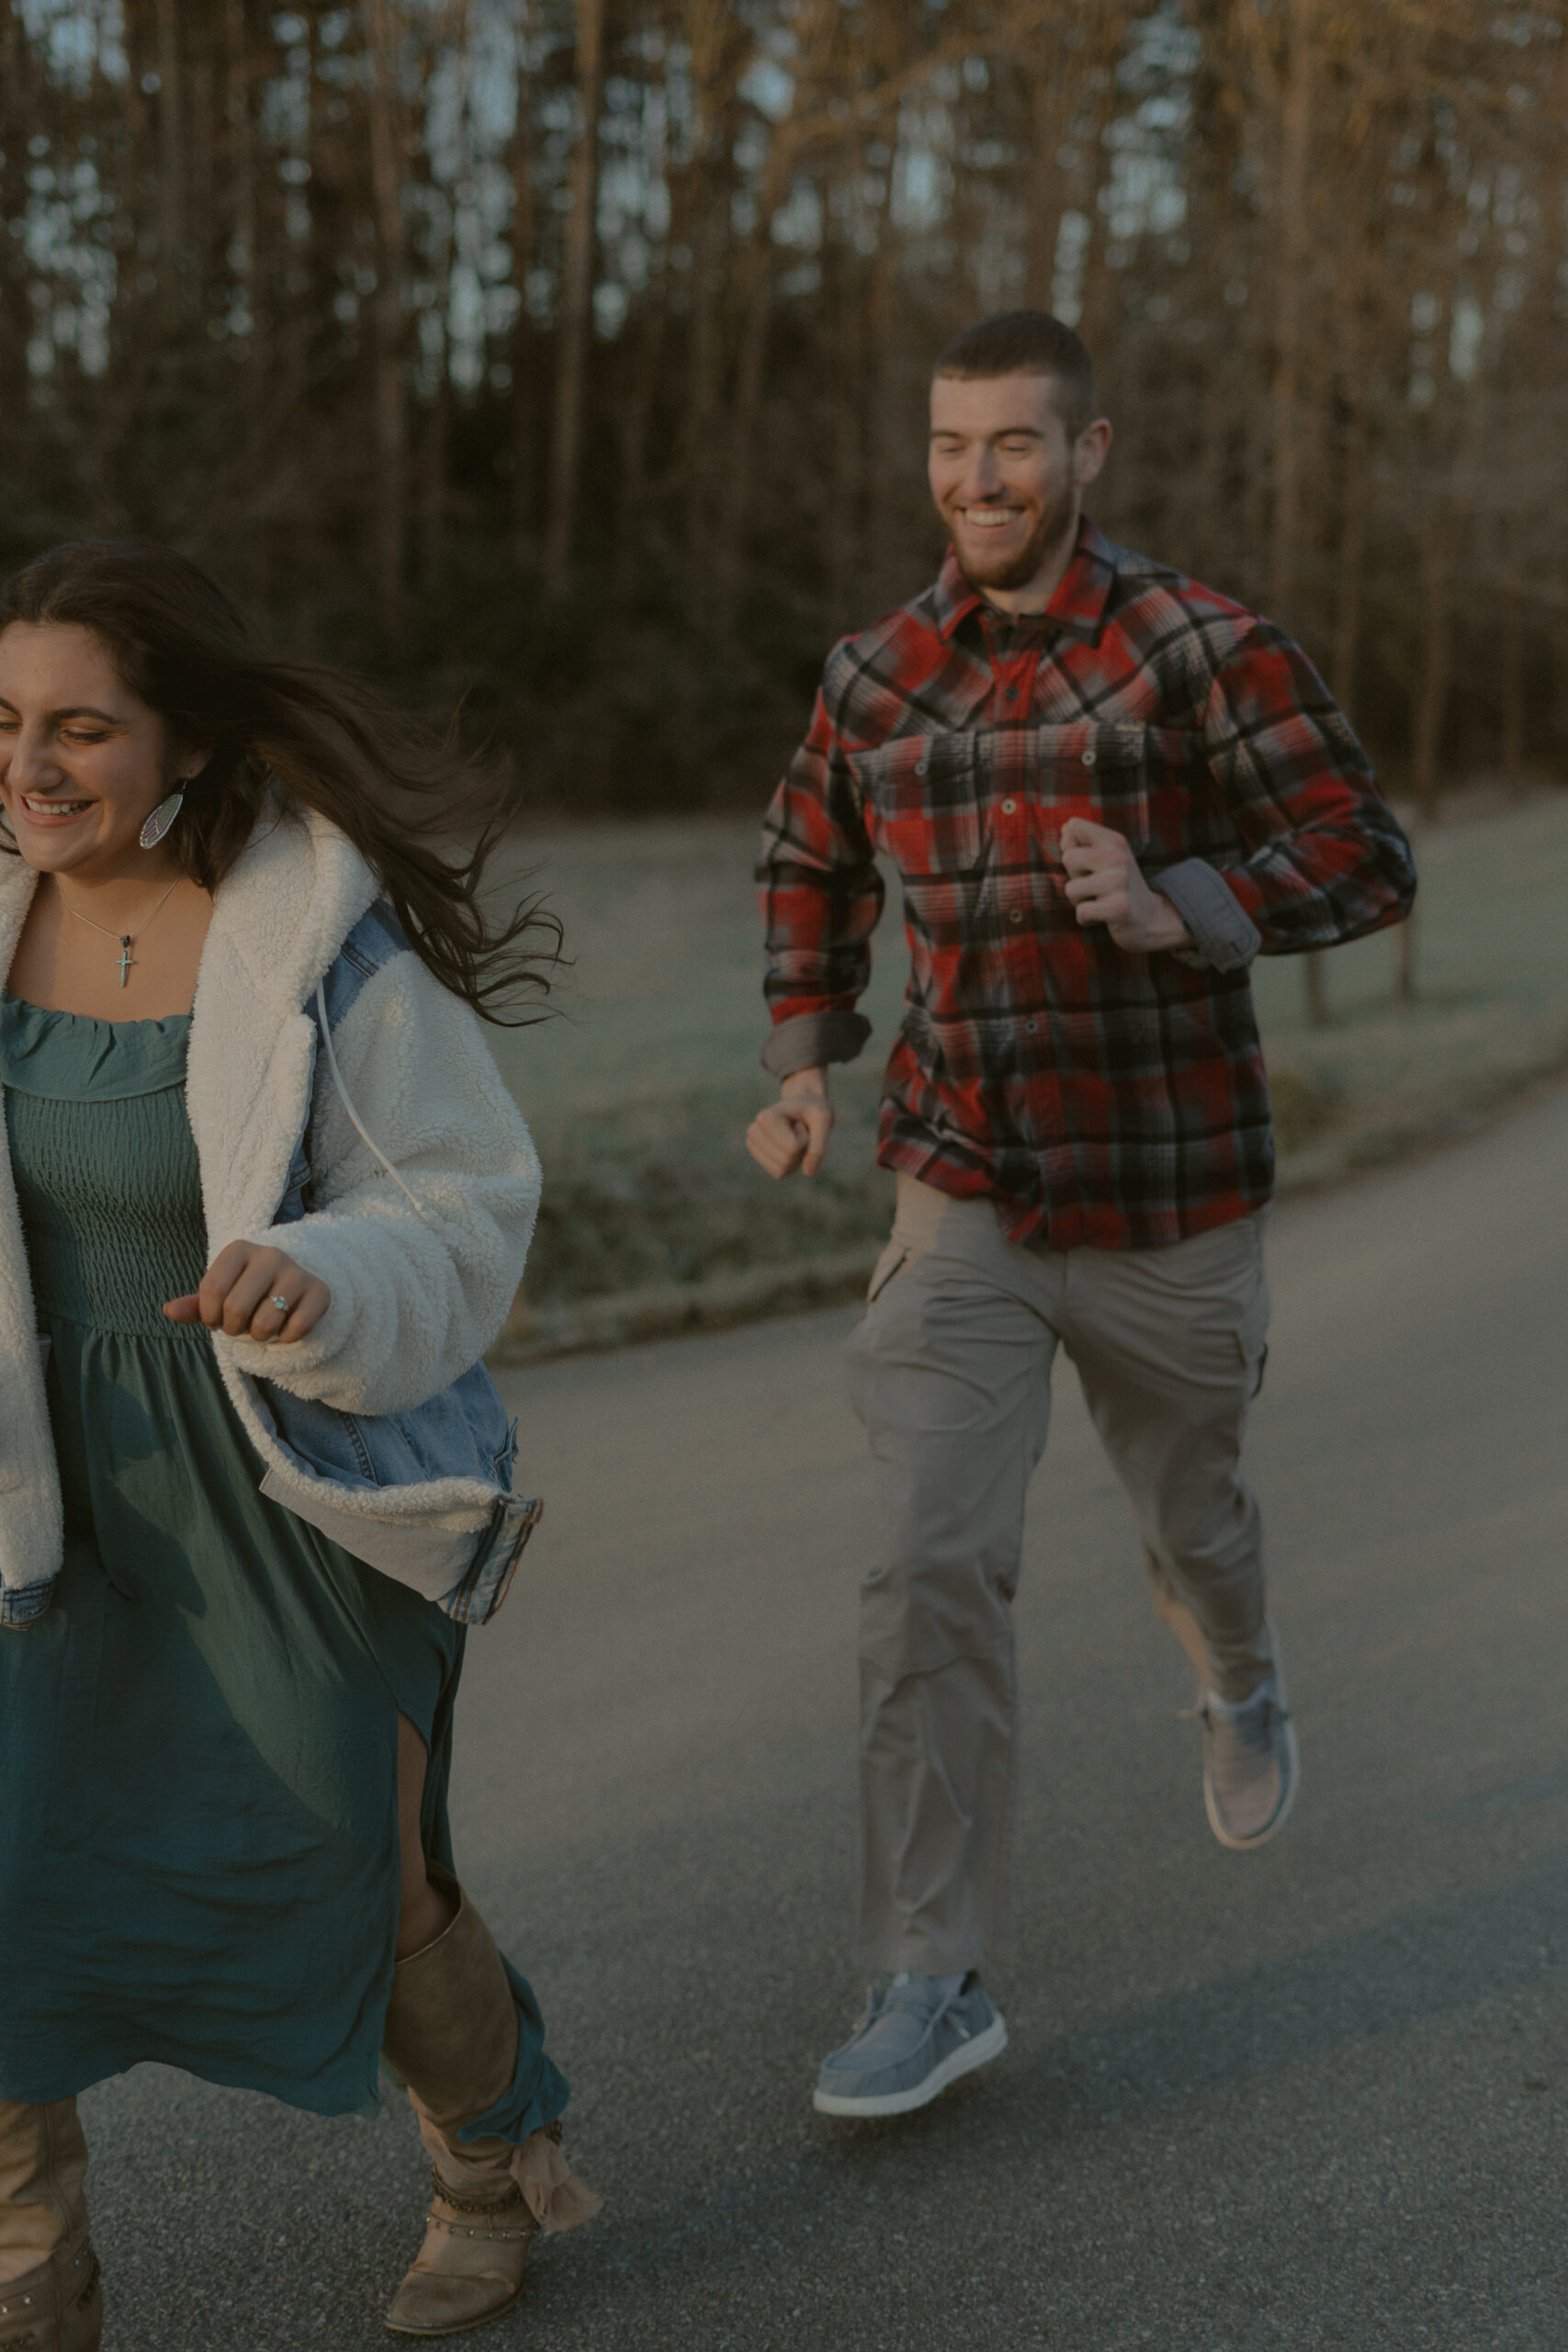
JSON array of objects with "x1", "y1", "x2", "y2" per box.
[
  {"x1": 153, "y1": 0, "x2": 185, "y2": 269},
  {"x1": 421, "y1": 367, "x2": 451, "y2": 594},
  {"x1": 824, "y1": 242, "x2": 863, "y2": 634},
  {"x1": 1023, "y1": 51, "x2": 1071, "y2": 311},
  {"x1": 365, "y1": 0, "x2": 407, "y2": 627},
  {"x1": 1306, "y1": 348, "x2": 1371, "y2": 1031},
  {"x1": 678, "y1": 193, "x2": 727, "y2": 559},
  {"x1": 544, "y1": 0, "x2": 604, "y2": 596},
  {"x1": 615, "y1": 292, "x2": 667, "y2": 594},
  {"x1": 509, "y1": 15, "x2": 538, "y2": 552},
  {"x1": 863, "y1": 222, "x2": 897, "y2": 610},
  {"x1": 714, "y1": 0, "x2": 837, "y2": 614},
  {"x1": 1268, "y1": 0, "x2": 1313, "y2": 628},
  {"x1": 713, "y1": 180, "x2": 787, "y2": 616},
  {"x1": 672, "y1": 0, "x2": 739, "y2": 563},
  {"x1": 187, "y1": 54, "x2": 215, "y2": 252},
  {"x1": 1330, "y1": 384, "x2": 1369, "y2": 713},
  {"x1": 1396, "y1": 518, "x2": 1451, "y2": 1012},
  {"x1": 222, "y1": 0, "x2": 256, "y2": 296}
]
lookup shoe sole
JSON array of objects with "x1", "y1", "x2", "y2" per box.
[
  {"x1": 1204, "y1": 1710, "x2": 1300, "y2": 1849},
  {"x1": 812, "y1": 2013, "x2": 1009, "y2": 2118},
  {"x1": 385, "y1": 2282, "x2": 525, "y2": 2338}
]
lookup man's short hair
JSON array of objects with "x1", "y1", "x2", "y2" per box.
[{"x1": 932, "y1": 311, "x2": 1097, "y2": 439}]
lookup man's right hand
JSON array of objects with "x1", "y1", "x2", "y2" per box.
[{"x1": 746, "y1": 1067, "x2": 834, "y2": 1179}]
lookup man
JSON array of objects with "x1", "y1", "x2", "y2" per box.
[{"x1": 747, "y1": 310, "x2": 1416, "y2": 2121}]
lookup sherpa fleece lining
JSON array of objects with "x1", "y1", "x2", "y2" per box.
[{"x1": 0, "y1": 805, "x2": 540, "y2": 1606}]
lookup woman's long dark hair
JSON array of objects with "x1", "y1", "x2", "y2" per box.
[{"x1": 0, "y1": 540, "x2": 561, "y2": 1023}]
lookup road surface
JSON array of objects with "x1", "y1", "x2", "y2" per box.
[{"x1": 84, "y1": 1086, "x2": 1568, "y2": 2349}]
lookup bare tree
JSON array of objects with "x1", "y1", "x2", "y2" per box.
[{"x1": 1, "y1": 0, "x2": 1562, "y2": 833}]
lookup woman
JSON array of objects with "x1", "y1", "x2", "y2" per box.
[{"x1": 0, "y1": 540, "x2": 599, "y2": 2348}]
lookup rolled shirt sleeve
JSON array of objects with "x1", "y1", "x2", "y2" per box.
[{"x1": 1152, "y1": 856, "x2": 1264, "y2": 972}]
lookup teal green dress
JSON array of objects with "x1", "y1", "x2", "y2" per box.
[{"x1": 0, "y1": 1000, "x2": 565, "y2": 2139}]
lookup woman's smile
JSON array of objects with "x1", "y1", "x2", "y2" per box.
[{"x1": 17, "y1": 792, "x2": 97, "y2": 827}]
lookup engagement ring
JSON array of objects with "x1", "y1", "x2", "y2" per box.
[{"x1": 270, "y1": 1295, "x2": 291, "y2": 1313}]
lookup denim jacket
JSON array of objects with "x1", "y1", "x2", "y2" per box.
[
  {"x1": 254, "y1": 901, "x2": 540, "y2": 1626},
  {"x1": 0, "y1": 809, "x2": 543, "y2": 1632}
]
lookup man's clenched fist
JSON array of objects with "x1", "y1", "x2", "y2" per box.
[
  {"x1": 746, "y1": 1066, "x2": 834, "y2": 1180},
  {"x1": 1060, "y1": 816, "x2": 1191, "y2": 954}
]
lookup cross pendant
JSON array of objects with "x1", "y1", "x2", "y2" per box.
[{"x1": 117, "y1": 935, "x2": 134, "y2": 989}]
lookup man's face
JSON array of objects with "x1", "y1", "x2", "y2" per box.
[{"x1": 928, "y1": 370, "x2": 1106, "y2": 598}]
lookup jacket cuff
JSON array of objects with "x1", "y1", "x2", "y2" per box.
[
  {"x1": 760, "y1": 1010, "x2": 872, "y2": 1080},
  {"x1": 1, "y1": 1578, "x2": 54, "y2": 1630},
  {"x1": 1151, "y1": 859, "x2": 1262, "y2": 973}
]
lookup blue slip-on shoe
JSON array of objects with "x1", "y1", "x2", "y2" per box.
[{"x1": 813, "y1": 1969, "x2": 1008, "y2": 2118}]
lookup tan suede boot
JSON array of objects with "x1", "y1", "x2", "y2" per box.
[
  {"x1": 381, "y1": 1868, "x2": 600, "y2": 2337},
  {"x1": 0, "y1": 2100, "x2": 102, "y2": 2352}
]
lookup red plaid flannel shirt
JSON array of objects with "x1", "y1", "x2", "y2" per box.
[{"x1": 758, "y1": 521, "x2": 1416, "y2": 1250}]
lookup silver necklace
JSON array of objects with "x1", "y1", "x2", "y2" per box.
[{"x1": 57, "y1": 876, "x2": 183, "y2": 989}]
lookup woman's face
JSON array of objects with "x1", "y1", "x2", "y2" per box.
[{"x1": 0, "y1": 620, "x2": 197, "y2": 879}]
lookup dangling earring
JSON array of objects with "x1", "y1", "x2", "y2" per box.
[{"x1": 140, "y1": 786, "x2": 187, "y2": 850}]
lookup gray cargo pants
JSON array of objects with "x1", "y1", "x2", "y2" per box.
[{"x1": 847, "y1": 1173, "x2": 1273, "y2": 1976}]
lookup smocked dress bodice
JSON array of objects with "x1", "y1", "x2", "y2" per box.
[{"x1": 0, "y1": 997, "x2": 207, "y2": 1331}]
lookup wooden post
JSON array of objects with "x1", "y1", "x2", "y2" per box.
[
  {"x1": 1501, "y1": 580, "x2": 1526, "y2": 785},
  {"x1": 1393, "y1": 885, "x2": 1416, "y2": 1007}
]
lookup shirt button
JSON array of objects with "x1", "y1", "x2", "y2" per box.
[
  {"x1": 1080, "y1": 749, "x2": 1097, "y2": 768},
  {"x1": 1025, "y1": 1018, "x2": 1039, "y2": 1034},
  {"x1": 1001, "y1": 797, "x2": 1017, "y2": 814},
  {"x1": 916, "y1": 758, "x2": 930, "y2": 776},
  {"x1": 1009, "y1": 908, "x2": 1024, "y2": 924},
  {"x1": 1005, "y1": 684, "x2": 1019, "y2": 702}
]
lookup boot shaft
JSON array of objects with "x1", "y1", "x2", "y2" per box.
[
  {"x1": 381, "y1": 1865, "x2": 520, "y2": 2150},
  {"x1": 0, "y1": 2102, "x2": 100, "y2": 2352},
  {"x1": 0, "y1": 2103, "x2": 88, "y2": 2290}
]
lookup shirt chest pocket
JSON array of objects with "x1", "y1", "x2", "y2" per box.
[
  {"x1": 851, "y1": 722, "x2": 1201, "y2": 874},
  {"x1": 849, "y1": 734, "x2": 993, "y2": 956},
  {"x1": 1008, "y1": 720, "x2": 1185, "y2": 856},
  {"x1": 850, "y1": 732, "x2": 989, "y2": 876}
]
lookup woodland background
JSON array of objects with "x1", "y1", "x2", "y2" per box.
[{"x1": 3, "y1": 0, "x2": 1567, "y2": 820}]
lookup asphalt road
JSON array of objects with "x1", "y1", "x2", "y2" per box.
[{"x1": 84, "y1": 1087, "x2": 1568, "y2": 2351}]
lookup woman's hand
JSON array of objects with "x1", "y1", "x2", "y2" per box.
[{"x1": 164, "y1": 1242, "x2": 332, "y2": 1343}]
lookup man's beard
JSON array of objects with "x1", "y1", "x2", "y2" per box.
[{"x1": 956, "y1": 488, "x2": 1077, "y2": 593}]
